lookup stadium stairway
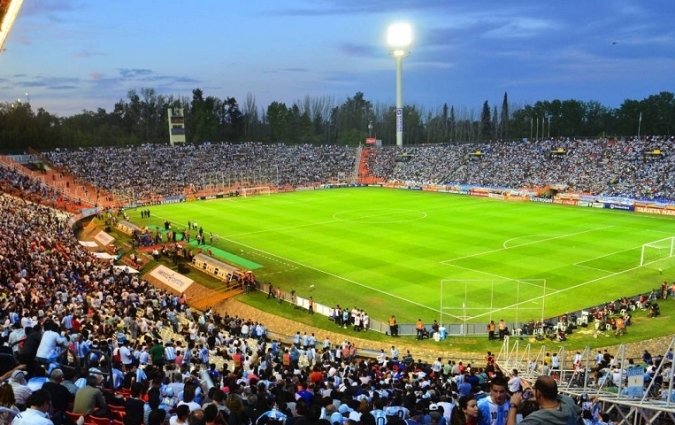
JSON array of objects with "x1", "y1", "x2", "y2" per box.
[{"x1": 357, "y1": 147, "x2": 380, "y2": 184}]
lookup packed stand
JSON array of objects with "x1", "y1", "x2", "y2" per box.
[
  {"x1": 40, "y1": 137, "x2": 675, "y2": 203},
  {"x1": 43, "y1": 143, "x2": 357, "y2": 201},
  {"x1": 367, "y1": 137, "x2": 674, "y2": 201},
  {"x1": 0, "y1": 163, "x2": 61, "y2": 205},
  {"x1": 2, "y1": 152, "x2": 673, "y2": 425}
]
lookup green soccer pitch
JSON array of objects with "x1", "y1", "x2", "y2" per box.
[{"x1": 130, "y1": 188, "x2": 675, "y2": 325}]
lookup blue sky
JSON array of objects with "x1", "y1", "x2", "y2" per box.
[{"x1": 1, "y1": 0, "x2": 674, "y2": 117}]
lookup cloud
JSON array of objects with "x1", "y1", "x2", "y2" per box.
[
  {"x1": 20, "y1": 0, "x2": 85, "y2": 25},
  {"x1": 13, "y1": 76, "x2": 79, "y2": 89},
  {"x1": 20, "y1": 0, "x2": 81, "y2": 16},
  {"x1": 170, "y1": 76, "x2": 201, "y2": 84},
  {"x1": 10, "y1": 36, "x2": 32, "y2": 45},
  {"x1": 338, "y1": 42, "x2": 379, "y2": 58},
  {"x1": 481, "y1": 17, "x2": 559, "y2": 39},
  {"x1": 119, "y1": 68, "x2": 154, "y2": 79},
  {"x1": 74, "y1": 50, "x2": 104, "y2": 58},
  {"x1": 269, "y1": 0, "x2": 450, "y2": 16},
  {"x1": 50, "y1": 85, "x2": 79, "y2": 90}
]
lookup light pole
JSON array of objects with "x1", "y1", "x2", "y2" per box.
[
  {"x1": 541, "y1": 116, "x2": 545, "y2": 140},
  {"x1": 387, "y1": 23, "x2": 412, "y2": 147}
]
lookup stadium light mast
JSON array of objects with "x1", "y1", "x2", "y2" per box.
[{"x1": 387, "y1": 22, "x2": 412, "y2": 147}]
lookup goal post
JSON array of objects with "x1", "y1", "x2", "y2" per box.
[
  {"x1": 440, "y1": 279, "x2": 547, "y2": 335},
  {"x1": 241, "y1": 186, "x2": 271, "y2": 197},
  {"x1": 640, "y1": 236, "x2": 675, "y2": 267}
]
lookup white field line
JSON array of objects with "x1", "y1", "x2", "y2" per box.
[
  {"x1": 154, "y1": 203, "x2": 660, "y2": 320},
  {"x1": 444, "y1": 230, "x2": 665, "y2": 320},
  {"x1": 220, "y1": 237, "x2": 444, "y2": 315},
  {"x1": 221, "y1": 203, "x2": 456, "y2": 238},
  {"x1": 153, "y1": 214, "x2": 443, "y2": 316},
  {"x1": 645, "y1": 229, "x2": 675, "y2": 235},
  {"x1": 573, "y1": 246, "x2": 637, "y2": 265},
  {"x1": 440, "y1": 264, "x2": 549, "y2": 291},
  {"x1": 441, "y1": 226, "x2": 615, "y2": 264},
  {"x1": 156, "y1": 209, "x2": 440, "y2": 313},
  {"x1": 150, "y1": 213, "x2": 325, "y2": 242},
  {"x1": 572, "y1": 261, "x2": 612, "y2": 273},
  {"x1": 442, "y1": 263, "x2": 517, "y2": 282},
  {"x1": 469, "y1": 259, "x2": 653, "y2": 321},
  {"x1": 228, "y1": 219, "x2": 339, "y2": 238},
  {"x1": 573, "y1": 263, "x2": 615, "y2": 273},
  {"x1": 572, "y1": 246, "x2": 639, "y2": 273},
  {"x1": 332, "y1": 209, "x2": 427, "y2": 223}
]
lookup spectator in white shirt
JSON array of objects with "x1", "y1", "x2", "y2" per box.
[
  {"x1": 507, "y1": 369, "x2": 522, "y2": 394},
  {"x1": 10, "y1": 389, "x2": 53, "y2": 425}
]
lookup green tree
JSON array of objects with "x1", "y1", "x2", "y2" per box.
[
  {"x1": 336, "y1": 92, "x2": 372, "y2": 144},
  {"x1": 449, "y1": 105, "x2": 456, "y2": 142},
  {"x1": 501, "y1": 92, "x2": 509, "y2": 140},
  {"x1": 480, "y1": 101, "x2": 492, "y2": 140},
  {"x1": 559, "y1": 99, "x2": 585, "y2": 137},
  {"x1": 266, "y1": 101, "x2": 289, "y2": 142},
  {"x1": 641, "y1": 91, "x2": 675, "y2": 135},
  {"x1": 616, "y1": 99, "x2": 642, "y2": 137}
]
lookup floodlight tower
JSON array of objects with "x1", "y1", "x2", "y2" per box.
[{"x1": 387, "y1": 23, "x2": 412, "y2": 147}]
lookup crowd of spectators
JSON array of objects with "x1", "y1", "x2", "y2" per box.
[
  {"x1": 39, "y1": 137, "x2": 675, "y2": 203},
  {"x1": 0, "y1": 162, "x2": 60, "y2": 204},
  {"x1": 0, "y1": 175, "x2": 514, "y2": 425},
  {"x1": 3, "y1": 140, "x2": 675, "y2": 425},
  {"x1": 369, "y1": 137, "x2": 675, "y2": 202},
  {"x1": 43, "y1": 143, "x2": 357, "y2": 201}
]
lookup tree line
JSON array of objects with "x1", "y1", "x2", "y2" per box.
[{"x1": 0, "y1": 88, "x2": 673, "y2": 153}]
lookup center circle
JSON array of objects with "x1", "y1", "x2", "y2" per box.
[{"x1": 333, "y1": 208, "x2": 427, "y2": 223}]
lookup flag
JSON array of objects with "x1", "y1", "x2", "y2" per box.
[
  {"x1": 639, "y1": 112, "x2": 642, "y2": 124},
  {"x1": 592, "y1": 400, "x2": 601, "y2": 424}
]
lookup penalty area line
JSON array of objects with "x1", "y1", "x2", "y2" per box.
[
  {"x1": 472, "y1": 257, "x2": 655, "y2": 321},
  {"x1": 441, "y1": 225, "x2": 615, "y2": 264},
  {"x1": 215, "y1": 236, "x2": 442, "y2": 316}
]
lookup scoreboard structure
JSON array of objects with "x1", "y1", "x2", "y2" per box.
[{"x1": 168, "y1": 108, "x2": 186, "y2": 145}]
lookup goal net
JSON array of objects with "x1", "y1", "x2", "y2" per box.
[
  {"x1": 440, "y1": 279, "x2": 547, "y2": 334},
  {"x1": 640, "y1": 236, "x2": 675, "y2": 267},
  {"x1": 241, "y1": 186, "x2": 271, "y2": 197}
]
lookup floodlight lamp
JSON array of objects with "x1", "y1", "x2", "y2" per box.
[{"x1": 387, "y1": 23, "x2": 412, "y2": 49}]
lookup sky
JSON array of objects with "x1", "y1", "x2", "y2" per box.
[{"x1": 0, "y1": 0, "x2": 674, "y2": 117}]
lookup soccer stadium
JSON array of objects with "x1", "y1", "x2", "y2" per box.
[
  {"x1": 2, "y1": 2, "x2": 675, "y2": 424},
  {"x1": 2, "y1": 138, "x2": 675, "y2": 423}
]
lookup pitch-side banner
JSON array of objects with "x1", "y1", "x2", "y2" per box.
[
  {"x1": 94, "y1": 230, "x2": 115, "y2": 246},
  {"x1": 149, "y1": 265, "x2": 194, "y2": 292},
  {"x1": 635, "y1": 206, "x2": 675, "y2": 216}
]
